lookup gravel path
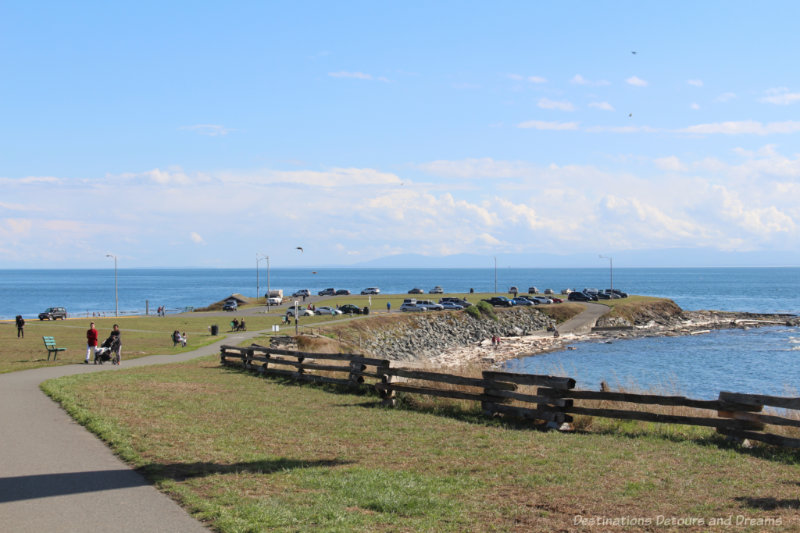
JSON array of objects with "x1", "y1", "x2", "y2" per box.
[{"x1": 0, "y1": 329, "x2": 264, "y2": 533}]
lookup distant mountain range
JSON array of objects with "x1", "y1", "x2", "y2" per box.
[{"x1": 350, "y1": 249, "x2": 800, "y2": 269}]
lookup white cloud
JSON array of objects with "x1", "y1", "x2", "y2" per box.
[
  {"x1": 654, "y1": 156, "x2": 687, "y2": 172},
  {"x1": 626, "y1": 76, "x2": 648, "y2": 87},
  {"x1": 690, "y1": 103, "x2": 700, "y2": 110},
  {"x1": 417, "y1": 158, "x2": 531, "y2": 179},
  {"x1": 589, "y1": 102, "x2": 614, "y2": 111},
  {"x1": 180, "y1": 124, "x2": 231, "y2": 136},
  {"x1": 760, "y1": 87, "x2": 800, "y2": 105},
  {"x1": 570, "y1": 74, "x2": 610, "y2": 86},
  {"x1": 517, "y1": 120, "x2": 579, "y2": 130},
  {"x1": 537, "y1": 98, "x2": 575, "y2": 111},
  {"x1": 716, "y1": 92, "x2": 737, "y2": 102},
  {"x1": 190, "y1": 232, "x2": 205, "y2": 245},
  {"x1": 682, "y1": 121, "x2": 800, "y2": 135},
  {"x1": 527, "y1": 75, "x2": 547, "y2": 83},
  {"x1": 507, "y1": 73, "x2": 523, "y2": 81},
  {"x1": 687, "y1": 79, "x2": 704, "y2": 87},
  {"x1": 328, "y1": 71, "x2": 389, "y2": 82}
]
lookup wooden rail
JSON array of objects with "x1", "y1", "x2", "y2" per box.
[{"x1": 220, "y1": 344, "x2": 800, "y2": 449}]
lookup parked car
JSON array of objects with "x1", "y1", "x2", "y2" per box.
[
  {"x1": 335, "y1": 289, "x2": 351, "y2": 296},
  {"x1": 439, "y1": 301, "x2": 464, "y2": 310},
  {"x1": 429, "y1": 286, "x2": 444, "y2": 294},
  {"x1": 400, "y1": 300, "x2": 426, "y2": 312},
  {"x1": 222, "y1": 301, "x2": 238, "y2": 311},
  {"x1": 606, "y1": 289, "x2": 628, "y2": 298},
  {"x1": 267, "y1": 297, "x2": 282, "y2": 306},
  {"x1": 509, "y1": 286, "x2": 519, "y2": 295},
  {"x1": 549, "y1": 297, "x2": 564, "y2": 303},
  {"x1": 528, "y1": 286, "x2": 538, "y2": 294},
  {"x1": 318, "y1": 288, "x2": 336, "y2": 296},
  {"x1": 483, "y1": 296, "x2": 514, "y2": 307},
  {"x1": 314, "y1": 306, "x2": 343, "y2": 315},
  {"x1": 292, "y1": 289, "x2": 311, "y2": 297},
  {"x1": 408, "y1": 288, "x2": 424, "y2": 294},
  {"x1": 544, "y1": 288, "x2": 554, "y2": 294},
  {"x1": 440, "y1": 297, "x2": 472, "y2": 307},
  {"x1": 339, "y1": 304, "x2": 363, "y2": 315},
  {"x1": 38, "y1": 307, "x2": 68, "y2": 320},
  {"x1": 568, "y1": 291, "x2": 592, "y2": 302},
  {"x1": 596, "y1": 292, "x2": 611, "y2": 300},
  {"x1": 361, "y1": 287, "x2": 380, "y2": 295},
  {"x1": 417, "y1": 299, "x2": 444, "y2": 311},
  {"x1": 531, "y1": 296, "x2": 553, "y2": 304},
  {"x1": 511, "y1": 298, "x2": 534, "y2": 306},
  {"x1": 286, "y1": 306, "x2": 315, "y2": 317}
]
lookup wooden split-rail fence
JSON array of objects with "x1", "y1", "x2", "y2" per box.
[{"x1": 220, "y1": 344, "x2": 800, "y2": 449}]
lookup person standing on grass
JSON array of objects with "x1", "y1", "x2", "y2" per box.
[
  {"x1": 108, "y1": 324, "x2": 122, "y2": 365},
  {"x1": 386, "y1": 302, "x2": 391, "y2": 313},
  {"x1": 15, "y1": 315, "x2": 25, "y2": 338},
  {"x1": 85, "y1": 322, "x2": 98, "y2": 364}
]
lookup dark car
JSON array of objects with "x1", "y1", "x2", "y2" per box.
[
  {"x1": 567, "y1": 292, "x2": 592, "y2": 302},
  {"x1": 39, "y1": 307, "x2": 68, "y2": 320},
  {"x1": 606, "y1": 289, "x2": 628, "y2": 298},
  {"x1": 339, "y1": 304, "x2": 363, "y2": 315},
  {"x1": 408, "y1": 288, "x2": 424, "y2": 294},
  {"x1": 511, "y1": 297, "x2": 533, "y2": 306},
  {"x1": 482, "y1": 296, "x2": 514, "y2": 307},
  {"x1": 440, "y1": 297, "x2": 472, "y2": 307},
  {"x1": 335, "y1": 289, "x2": 351, "y2": 296},
  {"x1": 318, "y1": 288, "x2": 336, "y2": 296},
  {"x1": 223, "y1": 301, "x2": 238, "y2": 311}
]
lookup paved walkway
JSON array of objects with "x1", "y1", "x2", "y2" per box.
[
  {"x1": 0, "y1": 330, "x2": 263, "y2": 533},
  {"x1": 556, "y1": 302, "x2": 611, "y2": 335}
]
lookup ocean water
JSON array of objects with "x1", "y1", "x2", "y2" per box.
[
  {"x1": 3, "y1": 266, "x2": 799, "y2": 320},
  {"x1": 2, "y1": 267, "x2": 799, "y2": 397}
]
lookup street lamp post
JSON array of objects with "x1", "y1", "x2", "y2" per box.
[
  {"x1": 257, "y1": 254, "x2": 270, "y2": 309},
  {"x1": 494, "y1": 256, "x2": 497, "y2": 294},
  {"x1": 599, "y1": 254, "x2": 613, "y2": 292},
  {"x1": 256, "y1": 254, "x2": 268, "y2": 302},
  {"x1": 106, "y1": 254, "x2": 118, "y2": 317}
]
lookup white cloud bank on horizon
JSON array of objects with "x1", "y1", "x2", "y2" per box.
[{"x1": 2, "y1": 146, "x2": 799, "y2": 267}]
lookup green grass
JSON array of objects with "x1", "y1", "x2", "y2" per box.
[{"x1": 42, "y1": 358, "x2": 800, "y2": 532}]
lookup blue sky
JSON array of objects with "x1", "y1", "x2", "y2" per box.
[{"x1": 2, "y1": 1, "x2": 800, "y2": 268}]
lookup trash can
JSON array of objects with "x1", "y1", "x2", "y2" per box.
[
  {"x1": 210, "y1": 324, "x2": 219, "y2": 336},
  {"x1": 363, "y1": 306, "x2": 370, "y2": 315}
]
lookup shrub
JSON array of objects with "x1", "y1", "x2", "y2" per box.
[
  {"x1": 465, "y1": 305, "x2": 481, "y2": 319},
  {"x1": 476, "y1": 301, "x2": 497, "y2": 321}
]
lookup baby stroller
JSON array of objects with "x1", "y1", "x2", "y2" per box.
[{"x1": 94, "y1": 336, "x2": 120, "y2": 365}]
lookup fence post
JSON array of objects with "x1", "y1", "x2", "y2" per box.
[
  {"x1": 348, "y1": 358, "x2": 366, "y2": 388},
  {"x1": 717, "y1": 391, "x2": 766, "y2": 447},
  {"x1": 481, "y1": 371, "x2": 505, "y2": 417},
  {"x1": 377, "y1": 361, "x2": 395, "y2": 407}
]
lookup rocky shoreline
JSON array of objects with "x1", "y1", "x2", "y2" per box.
[{"x1": 354, "y1": 303, "x2": 800, "y2": 369}]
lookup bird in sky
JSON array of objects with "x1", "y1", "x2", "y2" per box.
[
  {"x1": 631, "y1": 51, "x2": 637, "y2": 55},
  {"x1": 296, "y1": 247, "x2": 303, "y2": 253}
]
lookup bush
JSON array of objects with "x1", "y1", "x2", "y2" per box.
[
  {"x1": 476, "y1": 301, "x2": 498, "y2": 321},
  {"x1": 465, "y1": 305, "x2": 481, "y2": 319}
]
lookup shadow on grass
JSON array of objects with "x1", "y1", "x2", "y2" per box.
[
  {"x1": 735, "y1": 496, "x2": 800, "y2": 510},
  {"x1": 138, "y1": 458, "x2": 353, "y2": 484}
]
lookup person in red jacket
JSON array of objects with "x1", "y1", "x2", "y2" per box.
[{"x1": 85, "y1": 322, "x2": 98, "y2": 364}]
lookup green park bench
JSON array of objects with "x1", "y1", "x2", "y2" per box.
[{"x1": 42, "y1": 336, "x2": 67, "y2": 361}]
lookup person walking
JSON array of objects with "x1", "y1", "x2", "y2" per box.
[
  {"x1": 85, "y1": 322, "x2": 98, "y2": 364},
  {"x1": 15, "y1": 315, "x2": 25, "y2": 338},
  {"x1": 386, "y1": 302, "x2": 391, "y2": 313},
  {"x1": 108, "y1": 324, "x2": 122, "y2": 365}
]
